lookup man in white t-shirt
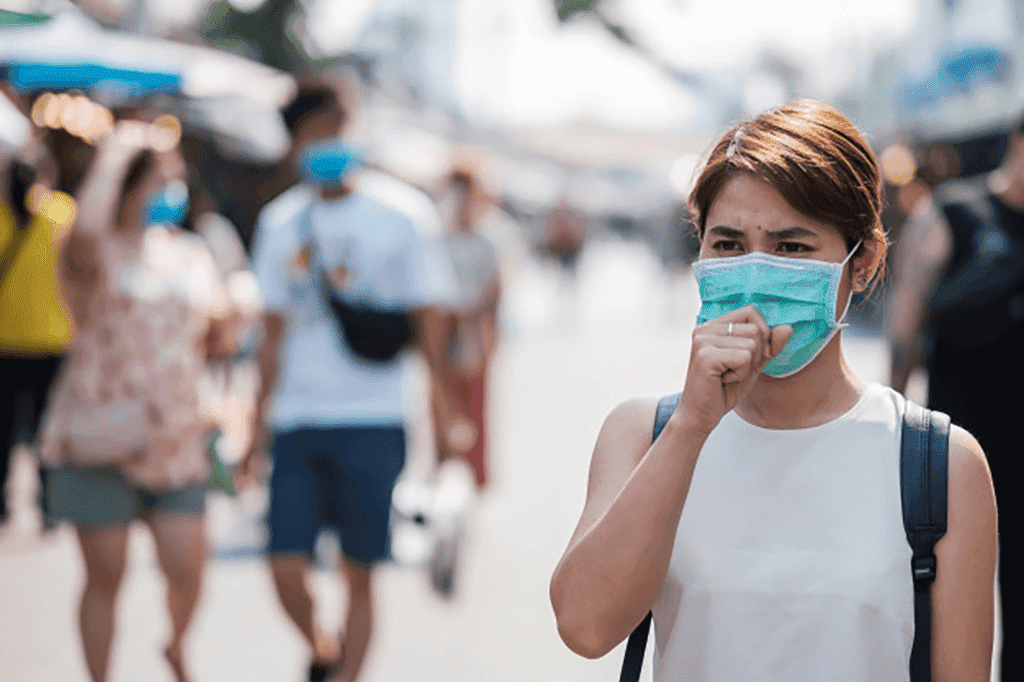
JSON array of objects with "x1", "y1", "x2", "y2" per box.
[{"x1": 244, "y1": 83, "x2": 458, "y2": 682}]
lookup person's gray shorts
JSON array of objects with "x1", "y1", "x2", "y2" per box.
[{"x1": 46, "y1": 468, "x2": 207, "y2": 528}]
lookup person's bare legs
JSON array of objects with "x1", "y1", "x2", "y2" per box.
[
  {"x1": 271, "y1": 554, "x2": 343, "y2": 668},
  {"x1": 270, "y1": 555, "x2": 319, "y2": 648},
  {"x1": 147, "y1": 513, "x2": 206, "y2": 682},
  {"x1": 332, "y1": 559, "x2": 374, "y2": 682},
  {"x1": 76, "y1": 524, "x2": 130, "y2": 682}
]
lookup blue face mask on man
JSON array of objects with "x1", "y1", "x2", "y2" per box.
[
  {"x1": 144, "y1": 181, "x2": 189, "y2": 227},
  {"x1": 692, "y1": 243, "x2": 861, "y2": 378},
  {"x1": 298, "y1": 140, "x2": 362, "y2": 188}
]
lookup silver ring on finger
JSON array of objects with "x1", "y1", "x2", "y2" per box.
[{"x1": 727, "y1": 322, "x2": 734, "y2": 336}]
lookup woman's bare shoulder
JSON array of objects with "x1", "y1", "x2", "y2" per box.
[
  {"x1": 601, "y1": 398, "x2": 659, "y2": 443},
  {"x1": 947, "y1": 425, "x2": 996, "y2": 509},
  {"x1": 589, "y1": 398, "x2": 660, "y2": 477}
]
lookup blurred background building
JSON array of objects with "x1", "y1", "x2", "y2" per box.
[{"x1": 6, "y1": 0, "x2": 1020, "y2": 279}]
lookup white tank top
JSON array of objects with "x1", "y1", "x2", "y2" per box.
[{"x1": 652, "y1": 383, "x2": 915, "y2": 681}]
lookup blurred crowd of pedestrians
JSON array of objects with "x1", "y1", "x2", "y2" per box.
[
  {"x1": 887, "y1": 118, "x2": 1024, "y2": 680},
  {"x1": 0, "y1": 76, "x2": 503, "y2": 682}
]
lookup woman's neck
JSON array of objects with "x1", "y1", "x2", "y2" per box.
[{"x1": 733, "y1": 334, "x2": 867, "y2": 430}]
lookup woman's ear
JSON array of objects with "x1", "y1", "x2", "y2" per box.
[{"x1": 850, "y1": 236, "x2": 884, "y2": 293}]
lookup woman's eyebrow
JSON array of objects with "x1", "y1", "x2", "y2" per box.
[
  {"x1": 706, "y1": 226, "x2": 745, "y2": 239},
  {"x1": 765, "y1": 226, "x2": 818, "y2": 240}
]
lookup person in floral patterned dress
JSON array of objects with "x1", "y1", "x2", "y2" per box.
[{"x1": 39, "y1": 121, "x2": 239, "y2": 682}]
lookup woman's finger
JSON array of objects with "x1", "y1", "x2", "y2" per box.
[
  {"x1": 767, "y1": 324, "x2": 794, "y2": 362},
  {"x1": 704, "y1": 347, "x2": 755, "y2": 384},
  {"x1": 706, "y1": 305, "x2": 771, "y2": 353},
  {"x1": 694, "y1": 322, "x2": 766, "y2": 362},
  {"x1": 694, "y1": 322, "x2": 762, "y2": 341},
  {"x1": 700, "y1": 335, "x2": 762, "y2": 368}
]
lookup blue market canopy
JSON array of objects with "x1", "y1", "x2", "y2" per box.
[
  {"x1": 901, "y1": 45, "x2": 1013, "y2": 112},
  {"x1": 0, "y1": 11, "x2": 295, "y2": 162},
  {"x1": 0, "y1": 11, "x2": 294, "y2": 108},
  {"x1": 5, "y1": 62, "x2": 180, "y2": 97}
]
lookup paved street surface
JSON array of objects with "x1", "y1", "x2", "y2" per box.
[{"x1": 0, "y1": 239, "x2": 995, "y2": 681}]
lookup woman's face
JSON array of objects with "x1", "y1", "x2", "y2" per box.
[
  {"x1": 121, "y1": 147, "x2": 186, "y2": 231},
  {"x1": 699, "y1": 172, "x2": 877, "y2": 301}
]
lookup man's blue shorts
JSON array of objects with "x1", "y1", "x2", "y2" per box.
[{"x1": 267, "y1": 426, "x2": 405, "y2": 564}]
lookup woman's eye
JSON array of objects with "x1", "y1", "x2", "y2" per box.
[{"x1": 777, "y1": 242, "x2": 811, "y2": 254}]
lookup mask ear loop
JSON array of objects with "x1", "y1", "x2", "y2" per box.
[{"x1": 835, "y1": 240, "x2": 863, "y2": 328}]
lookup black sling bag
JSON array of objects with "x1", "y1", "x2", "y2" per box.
[
  {"x1": 298, "y1": 201, "x2": 415, "y2": 365},
  {"x1": 619, "y1": 394, "x2": 949, "y2": 682}
]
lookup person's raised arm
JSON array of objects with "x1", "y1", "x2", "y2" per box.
[
  {"x1": 62, "y1": 122, "x2": 151, "y2": 291},
  {"x1": 931, "y1": 427, "x2": 997, "y2": 682},
  {"x1": 550, "y1": 307, "x2": 791, "y2": 658},
  {"x1": 887, "y1": 198, "x2": 952, "y2": 393}
]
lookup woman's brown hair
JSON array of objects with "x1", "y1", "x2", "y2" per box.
[{"x1": 689, "y1": 99, "x2": 887, "y2": 287}]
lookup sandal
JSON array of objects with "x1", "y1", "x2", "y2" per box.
[{"x1": 308, "y1": 656, "x2": 344, "y2": 682}]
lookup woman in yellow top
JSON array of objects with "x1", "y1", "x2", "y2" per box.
[{"x1": 0, "y1": 127, "x2": 76, "y2": 530}]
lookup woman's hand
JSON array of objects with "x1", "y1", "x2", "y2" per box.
[
  {"x1": 235, "y1": 415, "x2": 268, "y2": 491},
  {"x1": 81, "y1": 120, "x2": 153, "y2": 194},
  {"x1": 203, "y1": 313, "x2": 241, "y2": 362},
  {"x1": 71, "y1": 120, "x2": 154, "y2": 241},
  {"x1": 678, "y1": 305, "x2": 792, "y2": 435}
]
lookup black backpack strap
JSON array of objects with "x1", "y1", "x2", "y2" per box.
[
  {"x1": 653, "y1": 394, "x2": 681, "y2": 444},
  {"x1": 619, "y1": 612, "x2": 652, "y2": 682},
  {"x1": 900, "y1": 400, "x2": 951, "y2": 682},
  {"x1": 619, "y1": 393, "x2": 681, "y2": 682}
]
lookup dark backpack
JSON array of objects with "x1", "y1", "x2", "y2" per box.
[
  {"x1": 929, "y1": 176, "x2": 1024, "y2": 350},
  {"x1": 298, "y1": 200, "x2": 416, "y2": 365},
  {"x1": 619, "y1": 394, "x2": 950, "y2": 682}
]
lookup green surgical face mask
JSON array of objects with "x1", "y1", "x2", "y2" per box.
[{"x1": 692, "y1": 243, "x2": 860, "y2": 378}]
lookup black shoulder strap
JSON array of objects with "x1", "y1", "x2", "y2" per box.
[
  {"x1": 619, "y1": 393, "x2": 681, "y2": 682},
  {"x1": 900, "y1": 400, "x2": 950, "y2": 682},
  {"x1": 653, "y1": 394, "x2": 681, "y2": 444}
]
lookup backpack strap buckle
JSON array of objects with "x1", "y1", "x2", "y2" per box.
[{"x1": 911, "y1": 554, "x2": 936, "y2": 584}]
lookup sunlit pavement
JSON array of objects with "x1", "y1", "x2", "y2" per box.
[{"x1": 0, "y1": 240, "x2": 996, "y2": 681}]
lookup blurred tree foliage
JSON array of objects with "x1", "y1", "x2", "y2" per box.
[
  {"x1": 198, "y1": 0, "x2": 311, "y2": 73},
  {"x1": 556, "y1": 0, "x2": 599, "y2": 22}
]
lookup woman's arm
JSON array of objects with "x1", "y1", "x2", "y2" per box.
[
  {"x1": 887, "y1": 199, "x2": 951, "y2": 393},
  {"x1": 550, "y1": 305, "x2": 791, "y2": 659},
  {"x1": 549, "y1": 398, "x2": 712, "y2": 659},
  {"x1": 932, "y1": 427, "x2": 998, "y2": 682},
  {"x1": 61, "y1": 123, "x2": 151, "y2": 293},
  {"x1": 235, "y1": 311, "x2": 284, "y2": 488}
]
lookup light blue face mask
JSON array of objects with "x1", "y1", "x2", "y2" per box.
[
  {"x1": 144, "y1": 181, "x2": 189, "y2": 227},
  {"x1": 692, "y1": 243, "x2": 860, "y2": 378},
  {"x1": 298, "y1": 140, "x2": 362, "y2": 188}
]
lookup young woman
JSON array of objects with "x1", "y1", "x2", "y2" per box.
[
  {"x1": 39, "y1": 120, "x2": 239, "y2": 682},
  {"x1": 550, "y1": 100, "x2": 997, "y2": 681}
]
